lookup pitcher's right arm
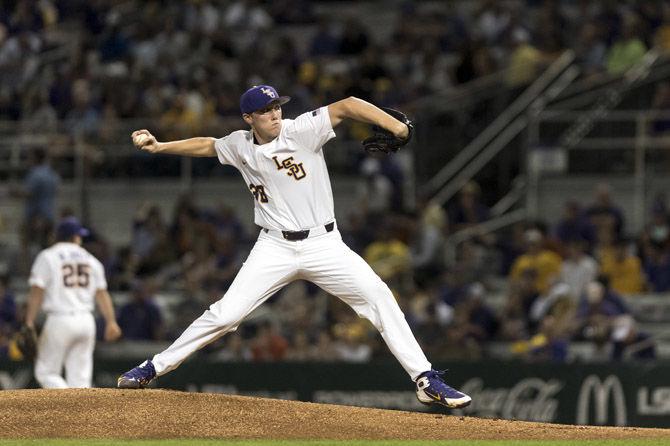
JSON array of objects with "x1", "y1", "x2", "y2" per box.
[{"x1": 131, "y1": 130, "x2": 216, "y2": 157}]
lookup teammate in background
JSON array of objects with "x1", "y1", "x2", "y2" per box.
[
  {"x1": 25, "y1": 217, "x2": 122, "y2": 388},
  {"x1": 118, "y1": 86, "x2": 471, "y2": 409}
]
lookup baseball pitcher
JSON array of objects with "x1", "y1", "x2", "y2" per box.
[
  {"x1": 118, "y1": 86, "x2": 471, "y2": 409},
  {"x1": 25, "y1": 217, "x2": 122, "y2": 388}
]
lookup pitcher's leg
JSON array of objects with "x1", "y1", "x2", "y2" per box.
[
  {"x1": 152, "y1": 236, "x2": 296, "y2": 375},
  {"x1": 304, "y1": 235, "x2": 431, "y2": 380}
]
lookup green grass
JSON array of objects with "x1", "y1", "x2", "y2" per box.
[{"x1": 0, "y1": 441, "x2": 669, "y2": 446}]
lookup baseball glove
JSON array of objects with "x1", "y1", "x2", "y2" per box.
[
  {"x1": 362, "y1": 107, "x2": 414, "y2": 154},
  {"x1": 14, "y1": 325, "x2": 38, "y2": 361}
]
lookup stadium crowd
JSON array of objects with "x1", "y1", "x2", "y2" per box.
[
  {"x1": 2, "y1": 0, "x2": 670, "y2": 363},
  {"x1": 2, "y1": 0, "x2": 670, "y2": 143},
  {"x1": 1, "y1": 173, "x2": 665, "y2": 363}
]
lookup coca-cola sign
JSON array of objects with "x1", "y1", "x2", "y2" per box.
[{"x1": 457, "y1": 377, "x2": 563, "y2": 422}]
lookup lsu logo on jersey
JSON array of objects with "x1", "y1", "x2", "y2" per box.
[{"x1": 273, "y1": 156, "x2": 306, "y2": 180}]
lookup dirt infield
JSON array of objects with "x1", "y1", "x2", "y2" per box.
[{"x1": 0, "y1": 388, "x2": 668, "y2": 440}]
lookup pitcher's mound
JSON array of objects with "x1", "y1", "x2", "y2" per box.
[{"x1": 0, "y1": 388, "x2": 668, "y2": 440}]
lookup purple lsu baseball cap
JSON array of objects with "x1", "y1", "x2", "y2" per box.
[
  {"x1": 56, "y1": 217, "x2": 90, "y2": 240},
  {"x1": 240, "y1": 85, "x2": 291, "y2": 114}
]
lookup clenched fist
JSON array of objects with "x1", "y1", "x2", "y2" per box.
[
  {"x1": 104, "y1": 321, "x2": 123, "y2": 342},
  {"x1": 131, "y1": 130, "x2": 159, "y2": 153}
]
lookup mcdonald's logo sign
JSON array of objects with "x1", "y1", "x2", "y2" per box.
[{"x1": 576, "y1": 375, "x2": 627, "y2": 426}]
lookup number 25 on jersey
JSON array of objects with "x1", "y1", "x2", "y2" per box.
[{"x1": 62, "y1": 263, "x2": 90, "y2": 287}]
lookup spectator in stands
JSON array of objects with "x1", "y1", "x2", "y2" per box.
[
  {"x1": 250, "y1": 320, "x2": 289, "y2": 362},
  {"x1": 409, "y1": 200, "x2": 448, "y2": 287},
  {"x1": 641, "y1": 195, "x2": 670, "y2": 249},
  {"x1": 642, "y1": 239, "x2": 670, "y2": 292},
  {"x1": 12, "y1": 146, "x2": 60, "y2": 272},
  {"x1": 474, "y1": 0, "x2": 511, "y2": 45},
  {"x1": 605, "y1": 12, "x2": 647, "y2": 75},
  {"x1": 168, "y1": 282, "x2": 211, "y2": 342},
  {"x1": 510, "y1": 228, "x2": 562, "y2": 294},
  {"x1": 511, "y1": 314, "x2": 570, "y2": 363},
  {"x1": 131, "y1": 203, "x2": 173, "y2": 276},
  {"x1": 0, "y1": 27, "x2": 42, "y2": 93},
  {"x1": 0, "y1": 276, "x2": 18, "y2": 347},
  {"x1": 181, "y1": 237, "x2": 218, "y2": 298},
  {"x1": 448, "y1": 181, "x2": 490, "y2": 232},
  {"x1": 436, "y1": 265, "x2": 471, "y2": 308},
  {"x1": 600, "y1": 238, "x2": 646, "y2": 295},
  {"x1": 585, "y1": 182, "x2": 625, "y2": 241},
  {"x1": 18, "y1": 146, "x2": 59, "y2": 230},
  {"x1": 169, "y1": 194, "x2": 201, "y2": 258},
  {"x1": 502, "y1": 267, "x2": 540, "y2": 340},
  {"x1": 363, "y1": 220, "x2": 411, "y2": 285},
  {"x1": 107, "y1": 246, "x2": 139, "y2": 292},
  {"x1": 340, "y1": 210, "x2": 374, "y2": 255},
  {"x1": 576, "y1": 279, "x2": 655, "y2": 360},
  {"x1": 311, "y1": 330, "x2": 338, "y2": 362},
  {"x1": 65, "y1": 79, "x2": 100, "y2": 141},
  {"x1": 339, "y1": 17, "x2": 369, "y2": 55},
  {"x1": 355, "y1": 158, "x2": 393, "y2": 217},
  {"x1": 408, "y1": 41, "x2": 453, "y2": 96},
  {"x1": 559, "y1": 237, "x2": 599, "y2": 301},
  {"x1": 444, "y1": 282, "x2": 499, "y2": 359},
  {"x1": 332, "y1": 321, "x2": 373, "y2": 363},
  {"x1": 513, "y1": 282, "x2": 576, "y2": 363},
  {"x1": 309, "y1": 16, "x2": 341, "y2": 57},
  {"x1": 504, "y1": 28, "x2": 543, "y2": 90},
  {"x1": 497, "y1": 222, "x2": 528, "y2": 275},
  {"x1": 20, "y1": 90, "x2": 58, "y2": 133},
  {"x1": 529, "y1": 283, "x2": 576, "y2": 330},
  {"x1": 455, "y1": 38, "x2": 497, "y2": 84},
  {"x1": 212, "y1": 233, "x2": 243, "y2": 292},
  {"x1": 454, "y1": 238, "x2": 496, "y2": 286},
  {"x1": 223, "y1": 0, "x2": 273, "y2": 31},
  {"x1": 117, "y1": 279, "x2": 163, "y2": 340},
  {"x1": 554, "y1": 200, "x2": 595, "y2": 248},
  {"x1": 574, "y1": 21, "x2": 607, "y2": 77},
  {"x1": 160, "y1": 93, "x2": 201, "y2": 140},
  {"x1": 212, "y1": 203, "x2": 247, "y2": 245},
  {"x1": 285, "y1": 330, "x2": 314, "y2": 361},
  {"x1": 212, "y1": 332, "x2": 252, "y2": 361},
  {"x1": 653, "y1": 6, "x2": 670, "y2": 52}
]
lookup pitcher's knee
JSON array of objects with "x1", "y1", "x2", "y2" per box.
[
  {"x1": 359, "y1": 280, "x2": 392, "y2": 302},
  {"x1": 202, "y1": 308, "x2": 244, "y2": 333}
]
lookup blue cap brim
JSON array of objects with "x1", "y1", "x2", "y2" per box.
[{"x1": 244, "y1": 96, "x2": 291, "y2": 114}]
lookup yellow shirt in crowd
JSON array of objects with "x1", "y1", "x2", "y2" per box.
[
  {"x1": 600, "y1": 250, "x2": 645, "y2": 295},
  {"x1": 510, "y1": 250, "x2": 562, "y2": 293}
]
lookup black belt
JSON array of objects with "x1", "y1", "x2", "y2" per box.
[{"x1": 264, "y1": 222, "x2": 335, "y2": 241}]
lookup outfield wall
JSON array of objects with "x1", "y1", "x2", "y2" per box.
[{"x1": 1, "y1": 359, "x2": 669, "y2": 428}]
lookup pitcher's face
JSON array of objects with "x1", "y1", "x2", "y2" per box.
[{"x1": 243, "y1": 102, "x2": 282, "y2": 144}]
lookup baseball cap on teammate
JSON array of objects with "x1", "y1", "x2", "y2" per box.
[
  {"x1": 56, "y1": 217, "x2": 90, "y2": 241},
  {"x1": 240, "y1": 85, "x2": 291, "y2": 114}
]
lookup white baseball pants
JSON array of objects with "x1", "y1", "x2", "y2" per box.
[
  {"x1": 152, "y1": 228, "x2": 431, "y2": 380},
  {"x1": 35, "y1": 312, "x2": 96, "y2": 388}
]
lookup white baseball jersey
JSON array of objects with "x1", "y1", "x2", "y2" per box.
[
  {"x1": 214, "y1": 106, "x2": 336, "y2": 231},
  {"x1": 29, "y1": 242, "x2": 107, "y2": 313}
]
